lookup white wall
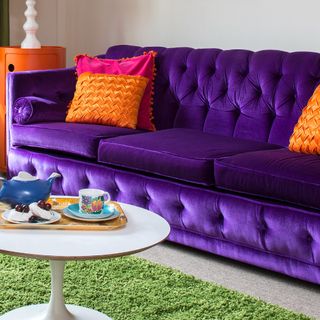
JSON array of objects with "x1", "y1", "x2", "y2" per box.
[{"x1": 10, "y1": 0, "x2": 320, "y2": 66}]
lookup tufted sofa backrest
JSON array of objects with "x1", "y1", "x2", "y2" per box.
[{"x1": 105, "y1": 45, "x2": 320, "y2": 147}]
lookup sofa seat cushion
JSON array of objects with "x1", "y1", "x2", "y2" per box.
[
  {"x1": 98, "y1": 128, "x2": 280, "y2": 185},
  {"x1": 215, "y1": 148, "x2": 320, "y2": 210},
  {"x1": 11, "y1": 122, "x2": 143, "y2": 159}
]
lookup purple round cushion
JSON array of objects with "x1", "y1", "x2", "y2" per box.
[{"x1": 13, "y1": 96, "x2": 67, "y2": 124}]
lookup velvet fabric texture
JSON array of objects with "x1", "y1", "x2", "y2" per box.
[
  {"x1": 7, "y1": 46, "x2": 320, "y2": 285},
  {"x1": 11, "y1": 122, "x2": 143, "y2": 158},
  {"x1": 106, "y1": 46, "x2": 320, "y2": 146},
  {"x1": 215, "y1": 148, "x2": 320, "y2": 210},
  {"x1": 66, "y1": 73, "x2": 148, "y2": 129},
  {"x1": 7, "y1": 148, "x2": 320, "y2": 284},
  {"x1": 13, "y1": 96, "x2": 67, "y2": 124},
  {"x1": 289, "y1": 84, "x2": 320, "y2": 154},
  {"x1": 75, "y1": 52, "x2": 156, "y2": 131},
  {"x1": 98, "y1": 128, "x2": 280, "y2": 186}
]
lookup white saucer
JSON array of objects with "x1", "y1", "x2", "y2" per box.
[
  {"x1": 63, "y1": 208, "x2": 120, "y2": 222},
  {"x1": 2, "y1": 210, "x2": 61, "y2": 225}
]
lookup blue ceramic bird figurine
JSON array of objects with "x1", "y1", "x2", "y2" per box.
[{"x1": 0, "y1": 171, "x2": 61, "y2": 206}]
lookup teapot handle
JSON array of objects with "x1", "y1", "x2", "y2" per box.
[{"x1": 103, "y1": 192, "x2": 111, "y2": 203}]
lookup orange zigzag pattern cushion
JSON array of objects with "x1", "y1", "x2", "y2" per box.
[
  {"x1": 289, "y1": 84, "x2": 320, "y2": 154},
  {"x1": 75, "y1": 51, "x2": 157, "y2": 131},
  {"x1": 66, "y1": 72, "x2": 149, "y2": 129}
]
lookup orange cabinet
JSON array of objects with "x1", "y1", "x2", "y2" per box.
[{"x1": 0, "y1": 46, "x2": 66, "y2": 172}]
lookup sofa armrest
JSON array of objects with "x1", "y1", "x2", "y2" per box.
[{"x1": 6, "y1": 68, "x2": 77, "y2": 150}]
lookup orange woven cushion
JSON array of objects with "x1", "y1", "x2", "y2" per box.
[
  {"x1": 289, "y1": 84, "x2": 320, "y2": 154},
  {"x1": 66, "y1": 72, "x2": 149, "y2": 129},
  {"x1": 75, "y1": 52, "x2": 157, "y2": 131}
]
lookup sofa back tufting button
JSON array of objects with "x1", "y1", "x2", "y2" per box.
[
  {"x1": 259, "y1": 222, "x2": 267, "y2": 232},
  {"x1": 217, "y1": 213, "x2": 224, "y2": 224},
  {"x1": 181, "y1": 65, "x2": 187, "y2": 72},
  {"x1": 307, "y1": 234, "x2": 313, "y2": 242}
]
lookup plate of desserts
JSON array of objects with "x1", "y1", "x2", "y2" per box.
[{"x1": 2, "y1": 200, "x2": 61, "y2": 225}]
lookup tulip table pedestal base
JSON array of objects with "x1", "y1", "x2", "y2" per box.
[
  {"x1": 0, "y1": 260, "x2": 110, "y2": 320},
  {"x1": 0, "y1": 304, "x2": 110, "y2": 320}
]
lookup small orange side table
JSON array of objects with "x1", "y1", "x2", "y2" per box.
[{"x1": 0, "y1": 46, "x2": 66, "y2": 172}]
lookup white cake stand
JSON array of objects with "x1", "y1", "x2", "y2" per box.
[{"x1": 0, "y1": 202, "x2": 170, "y2": 320}]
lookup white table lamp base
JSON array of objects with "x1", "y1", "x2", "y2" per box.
[{"x1": 21, "y1": 0, "x2": 41, "y2": 48}]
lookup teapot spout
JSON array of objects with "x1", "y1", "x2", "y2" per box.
[
  {"x1": 0, "y1": 176, "x2": 6, "y2": 182},
  {"x1": 47, "y1": 172, "x2": 61, "y2": 185}
]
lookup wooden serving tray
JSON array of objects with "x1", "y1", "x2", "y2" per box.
[{"x1": 0, "y1": 197, "x2": 127, "y2": 231}]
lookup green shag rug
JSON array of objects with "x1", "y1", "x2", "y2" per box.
[{"x1": 0, "y1": 255, "x2": 311, "y2": 320}]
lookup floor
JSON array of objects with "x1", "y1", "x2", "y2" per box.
[{"x1": 136, "y1": 241, "x2": 320, "y2": 319}]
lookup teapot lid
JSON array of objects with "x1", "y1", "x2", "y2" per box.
[{"x1": 12, "y1": 171, "x2": 39, "y2": 181}]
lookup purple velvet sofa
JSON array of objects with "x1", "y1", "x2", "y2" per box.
[{"x1": 6, "y1": 45, "x2": 320, "y2": 284}]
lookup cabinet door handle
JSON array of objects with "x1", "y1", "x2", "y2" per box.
[{"x1": 8, "y1": 64, "x2": 15, "y2": 72}]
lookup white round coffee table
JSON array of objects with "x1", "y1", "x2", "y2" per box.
[{"x1": 0, "y1": 202, "x2": 170, "y2": 320}]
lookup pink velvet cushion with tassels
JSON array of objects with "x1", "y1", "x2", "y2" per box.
[{"x1": 75, "y1": 51, "x2": 157, "y2": 131}]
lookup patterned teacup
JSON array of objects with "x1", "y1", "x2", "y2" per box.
[{"x1": 79, "y1": 188, "x2": 111, "y2": 214}]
